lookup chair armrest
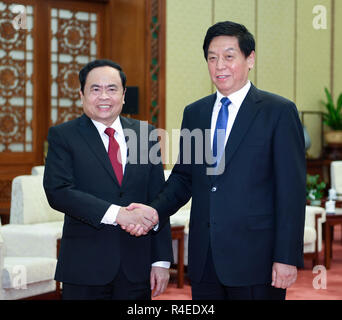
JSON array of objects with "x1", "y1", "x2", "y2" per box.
[
  {"x1": 305, "y1": 206, "x2": 326, "y2": 252},
  {"x1": 303, "y1": 226, "x2": 316, "y2": 244},
  {"x1": 1, "y1": 223, "x2": 62, "y2": 258},
  {"x1": 305, "y1": 205, "x2": 326, "y2": 226}
]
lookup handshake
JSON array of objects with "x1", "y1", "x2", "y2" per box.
[{"x1": 116, "y1": 203, "x2": 158, "y2": 237}]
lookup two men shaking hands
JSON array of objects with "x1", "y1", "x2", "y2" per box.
[{"x1": 117, "y1": 203, "x2": 159, "y2": 237}]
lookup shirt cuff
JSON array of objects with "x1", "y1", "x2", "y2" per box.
[
  {"x1": 152, "y1": 261, "x2": 171, "y2": 269},
  {"x1": 101, "y1": 204, "x2": 120, "y2": 226}
]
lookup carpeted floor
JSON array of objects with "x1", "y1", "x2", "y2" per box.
[{"x1": 154, "y1": 225, "x2": 342, "y2": 300}]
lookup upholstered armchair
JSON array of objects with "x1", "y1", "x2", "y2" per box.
[
  {"x1": 0, "y1": 221, "x2": 59, "y2": 299},
  {"x1": 6, "y1": 168, "x2": 64, "y2": 299},
  {"x1": 303, "y1": 205, "x2": 326, "y2": 267},
  {"x1": 10, "y1": 173, "x2": 64, "y2": 227}
]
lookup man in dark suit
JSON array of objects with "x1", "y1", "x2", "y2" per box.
[
  {"x1": 43, "y1": 59, "x2": 173, "y2": 300},
  {"x1": 126, "y1": 21, "x2": 306, "y2": 300}
]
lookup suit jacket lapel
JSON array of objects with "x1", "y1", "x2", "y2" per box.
[
  {"x1": 200, "y1": 93, "x2": 217, "y2": 133},
  {"x1": 119, "y1": 116, "x2": 138, "y2": 187},
  {"x1": 222, "y1": 84, "x2": 263, "y2": 169},
  {"x1": 199, "y1": 94, "x2": 217, "y2": 182},
  {"x1": 77, "y1": 114, "x2": 118, "y2": 185}
]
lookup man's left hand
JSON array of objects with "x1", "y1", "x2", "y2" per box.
[
  {"x1": 150, "y1": 266, "x2": 170, "y2": 297},
  {"x1": 272, "y1": 262, "x2": 297, "y2": 289}
]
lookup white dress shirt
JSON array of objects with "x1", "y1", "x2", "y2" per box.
[
  {"x1": 211, "y1": 80, "x2": 251, "y2": 148},
  {"x1": 92, "y1": 117, "x2": 126, "y2": 225},
  {"x1": 91, "y1": 117, "x2": 170, "y2": 268}
]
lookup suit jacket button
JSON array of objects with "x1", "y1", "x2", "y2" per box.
[
  {"x1": 119, "y1": 192, "x2": 124, "y2": 198},
  {"x1": 208, "y1": 222, "x2": 210, "y2": 227},
  {"x1": 211, "y1": 186, "x2": 217, "y2": 192}
]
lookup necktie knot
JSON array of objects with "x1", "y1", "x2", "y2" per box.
[
  {"x1": 104, "y1": 127, "x2": 115, "y2": 137},
  {"x1": 220, "y1": 97, "x2": 231, "y2": 109}
]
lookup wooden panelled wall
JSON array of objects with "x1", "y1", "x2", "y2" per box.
[{"x1": 0, "y1": 0, "x2": 165, "y2": 222}]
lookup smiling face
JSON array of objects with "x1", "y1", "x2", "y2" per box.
[
  {"x1": 207, "y1": 35, "x2": 255, "y2": 96},
  {"x1": 80, "y1": 66, "x2": 125, "y2": 126}
]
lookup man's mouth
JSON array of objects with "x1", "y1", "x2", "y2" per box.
[{"x1": 98, "y1": 105, "x2": 111, "y2": 109}]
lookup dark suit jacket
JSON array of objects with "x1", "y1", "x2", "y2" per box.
[
  {"x1": 151, "y1": 84, "x2": 306, "y2": 287},
  {"x1": 43, "y1": 114, "x2": 173, "y2": 286}
]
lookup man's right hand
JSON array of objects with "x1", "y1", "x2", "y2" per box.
[{"x1": 116, "y1": 205, "x2": 158, "y2": 236}]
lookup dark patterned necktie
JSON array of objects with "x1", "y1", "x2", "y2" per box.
[{"x1": 104, "y1": 127, "x2": 123, "y2": 185}]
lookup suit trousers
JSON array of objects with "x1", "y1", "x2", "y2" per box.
[
  {"x1": 62, "y1": 265, "x2": 151, "y2": 300},
  {"x1": 191, "y1": 245, "x2": 286, "y2": 300}
]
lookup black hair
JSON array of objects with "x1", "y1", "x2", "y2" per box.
[
  {"x1": 203, "y1": 21, "x2": 255, "y2": 60},
  {"x1": 79, "y1": 59, "x2": 127, "y2": 93}
]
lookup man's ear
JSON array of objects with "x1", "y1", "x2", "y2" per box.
[
  {"x1": 79, "y1": 90, "x2": 84, "y2": 103},
  {"x1": 247, "y1": 50, "x2": 255, "y2": 70},
  {"x1": 122, "y1": 88, "x2": 126, "y2": 104}
]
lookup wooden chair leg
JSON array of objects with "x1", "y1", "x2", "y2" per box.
[
  {"x1": 171, "y1": 226, "x2": 185, "y2": 289},
  {"x1": 177, "y1": 230, "x2": 184, "y2": 288},
  {"x1": 56, "y1": 239, "x2": 61, "y2": 299}
]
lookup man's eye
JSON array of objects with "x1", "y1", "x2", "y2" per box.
[{"x1": 106, "y1": 88, "x2": 117, "y2": 94}]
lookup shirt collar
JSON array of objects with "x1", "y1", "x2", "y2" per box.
[
  {"x1": 216, "y1": 80, "x2": 251, "y2": 109},
  {"x1": 91, "y1": 116, "x2": 124, "y2": 137}
]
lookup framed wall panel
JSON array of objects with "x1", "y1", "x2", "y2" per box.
[
  {"x1": 296, "y1": 0, "x2": 331, "y2": 112},
  {"x1": 256, "y1": 0, "x2": 295, "y2": 101},
  {"x1": 333, "y1": 0, "x2": 342, "y2": 99}
]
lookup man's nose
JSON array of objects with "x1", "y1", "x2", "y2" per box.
[
  {"x1": 99, "y1": 89, "x2": 110, "y2": 98},
  {"x1": 216, "y1": 57, "x2": 226, "y2": 70}
]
